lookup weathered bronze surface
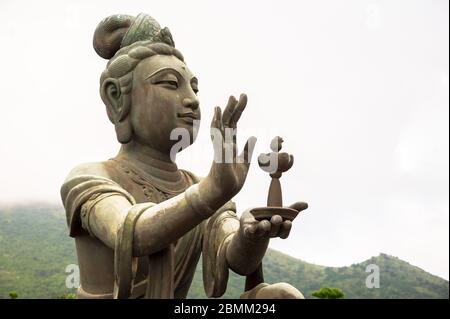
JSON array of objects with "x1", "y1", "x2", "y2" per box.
[
  {"x1": 253, "y1": 137, "x2": 301, "y2": 222},
  {"x1": 61, "y1": 13, "x2": 308, "y2": 299}
]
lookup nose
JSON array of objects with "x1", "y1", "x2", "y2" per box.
[{"x1": 182, "y1": 97, "x2": 199, "y2": 110}]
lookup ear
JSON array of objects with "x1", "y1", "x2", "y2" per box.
[
  {"x1": 101, "y1": 78, "x2": 133, "y2": 143},
  {"x1": 101, "y1": 78, "x2": 124, "y2": 123}
]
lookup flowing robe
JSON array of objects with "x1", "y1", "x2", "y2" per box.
[{"x1": 60, "y1": 159, "x2": 239, "y2": 299}]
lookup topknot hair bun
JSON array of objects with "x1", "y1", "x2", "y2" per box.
[{"x1": 93, "y1": 14, "x2": 135, "y2": 59}]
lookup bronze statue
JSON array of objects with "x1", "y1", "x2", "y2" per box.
[{"x1": 61, "y1": 13, "x2": 308, "y2": 299}]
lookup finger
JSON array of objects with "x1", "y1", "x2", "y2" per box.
[
  {"x1": 229, "y1": 93, "x2": 247, "y2": 128},
  {"x1": 212, "y1": 106, "x2": 224, "y2": 135},
  {"x1": 242, "y1": 210, "x2": 257, "y2": 224},
  {"x1": 222, "y1": 95, "x2": 237, "y2": 127},
  {"x1": 243, "y1": 223, "x2": 258, "y2": 238},
  {"x1": 216, "y1": 106, "x2": 223, "y2": 133},
  {"x1": 210, "y1": 107, "x2": 224, "y2": 139},
  {"x1": 254, "y1": 219, "x2": 271, "y2": 238},
  {"x1": 269, "y1": 215, "x2": 283, "y2": 238},
  {"x1": 210, "y1": 106, "x2": 219, "y2": 131},
  {"x1": 210, "y1": 107, "x2": 224, "y2": 162},
  {"x1": 278, "y1": 220, "x2": 292, "y2": 239},
  {"x1": 242, "y1": 211, "x2": 259, "y2": 239},
  {"x1": 238, "y1": 136, "x2": 257, "y2": 165},
  {"x1": 289, "y1": 202, "x2": 308, "y2": 212}
]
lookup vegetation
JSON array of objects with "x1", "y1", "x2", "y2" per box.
[
  {"x1": 56, "y1": 293, "x2": 76, "y2": 299},
  {"x1": 312, "y1": 287, "x2": 345, "y2": 299},
  {"x1": 8, "y1": 291, "x2": 18, "y2": 299},
  {"x1": 0, "y1": 204, "x2": 448, "y2": 299}
]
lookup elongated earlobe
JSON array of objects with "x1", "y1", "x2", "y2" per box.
[
  {"x1": 116, "y1": 119, "x2": 133, "y2": 144},
  {"x1": 101, "y1": 78, "x2": 134, "y2": 144}
]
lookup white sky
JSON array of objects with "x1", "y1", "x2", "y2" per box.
[{"x1": 0, "y1": 0, "x2": 448, "y2": 280}]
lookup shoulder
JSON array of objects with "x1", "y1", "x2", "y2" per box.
[
  {"x1": 60, "y1": 161, "x2": 135, "y2": 236},
  {"x1": 64, "y1": 161, "x2": 112, "y2": 181},
  {"x1": 63, "y1": 160, "x2": 126, "y2": 184},
  {"x1": 60, "y1": 161, "x2": 121, "y2": 203}
]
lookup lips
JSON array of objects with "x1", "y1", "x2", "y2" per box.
[{"x1": 178, "y1": 112, "x2": 199, "y2": 123}]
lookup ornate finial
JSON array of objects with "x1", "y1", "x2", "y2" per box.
[
  {"x1": 250, "y1": 137, "x2": 300, "y2": 221},
  {"x1": 258, "y1": 136, "x2": 294, "y2": 177},
  {"x1": 270, "y1": 136, "x2": 283, "y2": 152},
  {"x1": 257, "y1": 137, "x2": 294, "y2": 207}
]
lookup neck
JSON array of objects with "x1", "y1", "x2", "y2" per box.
[{"x1": 116, "y1": 141, "x2": 180, "y2": 181}]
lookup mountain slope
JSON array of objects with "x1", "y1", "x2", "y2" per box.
[{"x1": 0, "y1": 204, "x2": 448, "y2": 299}]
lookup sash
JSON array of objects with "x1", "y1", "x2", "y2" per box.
[{"x1": 113, "y1": 202, "x2": 175, "y2": 299}]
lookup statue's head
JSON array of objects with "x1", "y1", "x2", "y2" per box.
[{"x1": 94, "y1": 14, "x2": 200, "y2": 154}]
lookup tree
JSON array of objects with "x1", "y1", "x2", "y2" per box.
[
  {"x1": 8, "y1": 291, "x2": 19, "y2": 299},
  {"x1": 312, "y1": 287, "x2": 345, "y2": 299}
]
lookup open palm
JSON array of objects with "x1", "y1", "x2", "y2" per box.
[{"x1": 207, "y1": 94, "x2": 257, "y2": 199}]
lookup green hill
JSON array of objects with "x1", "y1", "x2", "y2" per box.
[{"x1": 0, "y1": 204, "x2": 448, "y2": 299}]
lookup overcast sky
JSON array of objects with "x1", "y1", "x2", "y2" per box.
[{"x1": 0, "y1": 0, "x2": 448, "y2": 280}]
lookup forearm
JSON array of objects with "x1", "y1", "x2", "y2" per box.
[
  {"x1": 133, "y1": 178, "x2": 228, "y2": 256},
  {"x1": 225, "y1": 230, "x2": 269, "y2": 276},
  {"x1": 85, "y1": 178, "x2": 229, "y2": 257}
]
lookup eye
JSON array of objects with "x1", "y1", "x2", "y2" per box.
[
  {"x1": 191, "y1": 83, "x2": 199, "y2": 94},
  {"x1": 155, "y1": 80, "x2": 178, "y2": 89}
]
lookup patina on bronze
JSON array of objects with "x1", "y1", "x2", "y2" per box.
[
  {"x1": 252, "y1": 136, "x2": 302, "y2": 222},
  {"x1": 61, "y1": 13, "x2": 308, "y2": 299}
]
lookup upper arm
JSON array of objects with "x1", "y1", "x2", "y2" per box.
[
  {"x1": 61, "y1": 161, "x2": 136, "y2": 243},
  {"x1": 82, "y1": 194, "x2": 133, "y2": 249}
]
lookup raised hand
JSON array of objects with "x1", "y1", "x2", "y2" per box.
[{"x1": 206, "y1": 93, "x2": 257, "y2": 202}]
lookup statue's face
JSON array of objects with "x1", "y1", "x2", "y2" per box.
[{"x1": 129, "y1": 54, "x2": 200, "y2": 153}]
